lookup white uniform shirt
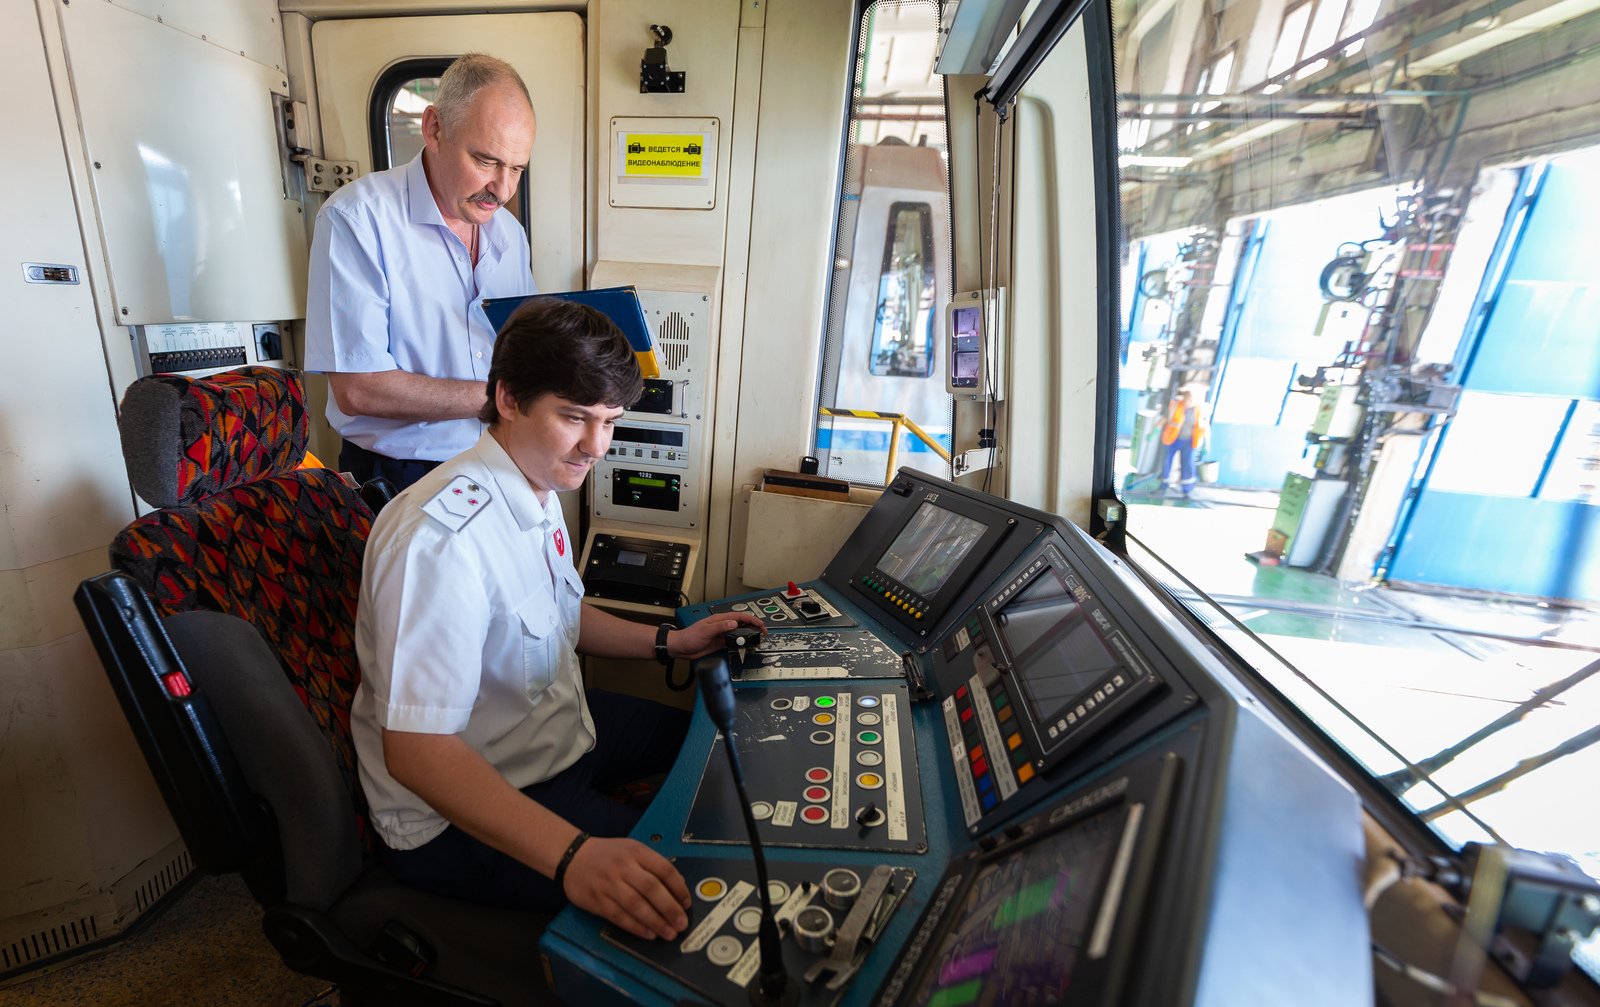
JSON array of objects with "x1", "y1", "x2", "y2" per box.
[
  {"x1": 303, "y1": 151, "x2": 537, "y2": 462},
  {"x1": 352, "y1": 431, "x2": 594, "y2": 850}
]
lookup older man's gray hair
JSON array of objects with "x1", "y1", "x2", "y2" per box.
[{"x1": 433, "y1": 53, "x2": 534, "y2": 133}]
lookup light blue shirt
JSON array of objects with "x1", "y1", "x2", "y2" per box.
[{"x1": 304, "y1": 152, "x2": 537, "y2": 462}]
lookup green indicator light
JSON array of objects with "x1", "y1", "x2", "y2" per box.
[
  {"x1": 815, "y1": 696, "x2": 836, "y2": 708},
  {"x1": 859, "y1": 731, "x2": 880, "y2": 744}
]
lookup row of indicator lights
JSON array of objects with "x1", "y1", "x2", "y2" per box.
[
  {"x1": 954, "y1": 684, "x2": 1035, "y2": 814},
  {"x1": 861, "y1": 576, "x2": 925, "y2": 620},
  {"x1": 1046, "y1": 673, "x2": 1129, "y2": 737},
  {"x1": 769, "y1": 695, "x2": 880, "y2": 712},
  {"x1": 809, "y1": 711, "x2": 882, "y2": 728},
  {"x1": 807, "y1": 729, "x2": 884, "y2": 746},
  {"x1": 694, "y1": 877, "x2": 791, "y2": 903}
]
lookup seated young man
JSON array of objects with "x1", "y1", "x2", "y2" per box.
[{"x1": 351, "y1": 297, "x2": 763, "y2": 942}]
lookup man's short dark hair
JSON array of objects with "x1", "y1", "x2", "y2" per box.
[{"x1": 479, "y1": 298, "x2": 643, "y2": 424}]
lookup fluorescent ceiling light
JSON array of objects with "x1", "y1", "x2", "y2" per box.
[{"x1": 1119, "y1": 154, "x2": 1194, "y2": 168}]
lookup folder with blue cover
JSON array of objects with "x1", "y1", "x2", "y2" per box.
[{"x1": 481, "y1": 286, "x2": 661, "y2": 378}]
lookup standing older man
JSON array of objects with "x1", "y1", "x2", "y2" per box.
[{"x1": 305, "y1": 53, "x2": 539, "y2": 490}]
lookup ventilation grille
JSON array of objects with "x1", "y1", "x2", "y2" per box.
[
  {"x1": 2, "y1": 915, "x2": 98, "y2": 971},
  {"x1": 658, "y1": 311, "x2": 692, "y2": 371},
  {"x1": 0, "y1": 847, "x2": 193, "y2": 974},
  {"x1": 133, "y1": 848, "x2": 193, "y2": 914}
]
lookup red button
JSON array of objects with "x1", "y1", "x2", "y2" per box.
[
  {"x1": 806, "y1": 768, "x2": 831, "y2": 783},
  {"x1": 956, "y1": 685, "x2": 968, "y2": 699},
  {"x1": 960, "y1": 707, "x2": 973, "y2": 722},
  {"x1": 804, "y1": 786, "x2": 830, "y2": 802},
  {"x1": 801, "y1": 805, "x2": 829, "y2": 823}
]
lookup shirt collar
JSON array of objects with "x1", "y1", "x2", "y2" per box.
[
  {"x1": 470, "y1": 430, "x2": 558, "y2": 533},
  {"x1": 405, "y1": 150, "x2": 512, "y2": 254}
]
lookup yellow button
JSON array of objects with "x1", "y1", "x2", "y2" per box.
[{"x1": 914, "y1": 611, "x2": 923, "y2": 620}]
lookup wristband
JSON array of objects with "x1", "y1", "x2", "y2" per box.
[
  {"x1": 654, "y1": 623, "x2": 675, "y2": 666},
  {"x1": 553, "y1": 830, "x2": 590, "y2": 893}
]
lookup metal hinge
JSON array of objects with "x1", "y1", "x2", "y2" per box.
[{"x1": 281, "y1": 98, "x2": 358, "y2": 193}]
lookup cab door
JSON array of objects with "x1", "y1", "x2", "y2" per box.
[{"x1": 310, "y1": 13, "x2": 586, "y2": 292}]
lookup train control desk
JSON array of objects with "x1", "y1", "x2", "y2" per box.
[{"x1": 539, "y1": 471, "x2": 1372, "y2": 1007}]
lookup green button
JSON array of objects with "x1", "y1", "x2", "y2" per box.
[
  {"x1": 763, "y1": 605, "x2": 780, "y2": 613},
  {"x1": 815, "y1": 696, "x2": 836, "y2": 708},
  {"x1": 858, "y1": 731, "x2": 880, "y2": 744}
]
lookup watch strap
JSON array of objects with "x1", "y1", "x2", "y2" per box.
[{"x1": 654, "y1": 623, "x2": 675, "y2": 666}]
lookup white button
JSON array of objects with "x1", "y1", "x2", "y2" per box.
[{"x1": 476, "y1": 351, "x2": 483, "y2": 358}]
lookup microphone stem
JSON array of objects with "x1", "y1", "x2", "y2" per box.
[{"x1": 722, "y1": 728, "x2": 790, "y2": 1002}]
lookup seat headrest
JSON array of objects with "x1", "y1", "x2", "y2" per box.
[{"x1": 118, "y1": 366, "x2": 309, "y2": 508}]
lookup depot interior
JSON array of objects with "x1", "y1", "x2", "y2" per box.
[{"x1": 4, "y1": 0, "x2": 1600, "y2": 1005}]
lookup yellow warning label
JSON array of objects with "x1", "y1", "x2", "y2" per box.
[{"x1": 621, "y1": 133, "x2": 706, "y2": 178}]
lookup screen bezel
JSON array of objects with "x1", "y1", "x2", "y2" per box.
[
  {"x1": 980, "y1": 550, "x2": 1166, "y2": 773},
  {"x1": 852, "y1": 488, "x2": 1014, "y2": 635},
  {"x1": 879, "y1": 752, "x2": 1179, "y2": 1007}
]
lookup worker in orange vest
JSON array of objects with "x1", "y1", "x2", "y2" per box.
[{"x1": 1160, "y1": 388, "x2": 1208, "y2": 497}]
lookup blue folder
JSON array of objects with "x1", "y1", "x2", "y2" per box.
[{"x1": 481, "y1": 286, "x2": 661, "y2": 378}]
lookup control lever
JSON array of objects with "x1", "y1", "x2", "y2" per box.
[
  {"x1": 803, "y1": 866, "x2": 912, "y2": 990},
  {"x1": 694, "y1": 649, "x2": 799, "y2": 1007},
  {"x1": 724, "y1": 629, "x2": 755, "y2": 679}
]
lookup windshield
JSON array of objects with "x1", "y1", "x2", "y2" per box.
[{"x1": 1101, "y1": 0, "x2": 1600, "y2": 976}]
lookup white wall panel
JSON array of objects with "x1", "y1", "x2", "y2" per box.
[
  {"x1": 102, "y1": 0, "x2": 288, "y2": 72},
  {"x1": 62, "y1": 0, "x2": 306, "y2": 324},
  {"x1": 1012, "y1": 23, "x2": 1099, "y2": 524},
  {"x1": 0, "y1": 0, "x2": 175, "y2": 955}
]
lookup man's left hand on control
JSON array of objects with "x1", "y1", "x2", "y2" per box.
[{"x1": 669, "y1": 613, "x2": 765, "y2": 660}]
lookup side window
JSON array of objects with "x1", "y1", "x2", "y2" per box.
[
  {"x1": 868, "y1": 202, "x2": 937, "y2": 378},
  {"x1": 813, "y1": 0, "x2": 953, "y2": 485},
  {"x1": 384, "y1": 76, "x2": 437, "y2": 168},
  {"x1": 368, "y1": 61, "x2": 529, "y2": 232}
]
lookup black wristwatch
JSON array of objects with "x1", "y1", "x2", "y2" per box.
[{"x1": 654, "y1": 623, "x2": 675, "y2": 666}]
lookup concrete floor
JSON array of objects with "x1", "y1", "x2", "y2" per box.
[{"x1": 0, "y1": 874, "x2": 332, "y2": 1006}]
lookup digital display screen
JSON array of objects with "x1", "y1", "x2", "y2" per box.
[
  {"x1": 877, "y1": 502, "x2": 988, "y2": 597},
  {"x1": 615, "y1": 425, "x2": 685, "y2": 447},
  {"x1": 995, "y1": 568, "x2": 1123, "y2": 729},
  {"x1": 616, "y1": 550, "x2": 648, "y2": 567},
  {"x1": 905, "y1": 807, "x2": 1123, "y2": 1007},
  {"x1": 628, "y1": 476, "x2": 668, "y2": 488}
]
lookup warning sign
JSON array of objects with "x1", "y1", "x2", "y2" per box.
[{"x1": 619, "y1": 133, "x2": 708, "y2": 179}]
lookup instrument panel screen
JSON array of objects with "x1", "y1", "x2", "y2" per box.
[
  {"x1": 877, "y1": 501, "x2": 988, "y2": 597},
  {"x1": 903, "y1": 806, "x2": 1122, "y2": 1006},
  {"x1": 995, "y1": 568, "x2": 1123, "y2": 729}
]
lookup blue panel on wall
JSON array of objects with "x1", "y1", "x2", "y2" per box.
[
  {"x1": 1387, "y1": 492, "x2": 1600, "y2": 601},
  {"x1": 1204, "y1": 423, "x2": 1315, "y2": 491},
  {"x1": 1469, "y1": 156, "x2": 1600, "y2": 399}
]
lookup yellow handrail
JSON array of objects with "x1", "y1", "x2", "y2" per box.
[{"x1": 818, "y1": 407, "x2": 952, "y2": 484}]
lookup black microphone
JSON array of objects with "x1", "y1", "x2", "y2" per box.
[{"x1": 695, "y1": 644, "x2": 799, "y2": 1007}]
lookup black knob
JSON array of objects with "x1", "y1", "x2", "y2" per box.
[{"x1": 856, "y1": 802, "x2": 878, "y2": 825}]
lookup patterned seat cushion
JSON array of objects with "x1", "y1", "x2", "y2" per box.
[
  {"x1": 112, "y1": 469, "x2": 373, "y2": 806},
  {"x1": 112, "y1": 367, "x2": 373, "y2": 832}
]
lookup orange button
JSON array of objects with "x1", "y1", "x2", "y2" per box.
[
  {"x1": 970, "y1": 744, "x2": 984, "y2": 762},
  {"x1": 1017, "y1": 763, "x2": 1035, "y2": 784},
  {"x1": 997, "y1": 705, "x2": 1013, "y2": 723},
  {"x1": 1007, "y1": 733, "x2": 1022, "y2": 750}
]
